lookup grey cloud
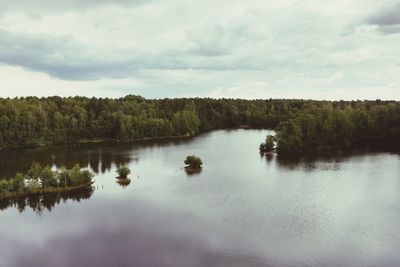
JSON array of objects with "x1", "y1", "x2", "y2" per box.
[
  {"x1": 0, "y1": 27, "x2": 281, "y2": 80},
  {"x1": 367, "y1": 3, "x2": 400, "y2": 34},
  {"x1": 0, "y1": 1, "x2": 338, "y2": 81},
  {"x1": 0, "y1": 30, "x2": 137, "y2": 80}
]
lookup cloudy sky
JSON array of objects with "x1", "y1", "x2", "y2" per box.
[{"x1": 0, "y1": 0, "x2": 399, "y2": 100}]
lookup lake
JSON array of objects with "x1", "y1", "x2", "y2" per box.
[{"x1": 1, "y1": 129, "x2": 400, "y2": 267}]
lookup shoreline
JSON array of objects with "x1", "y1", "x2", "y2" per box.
[
  {"x1": 0, "y1": 128, "x2": 275, "y2": 152},
  {"x1": 0, "y1": 134, "x2": 197, "y2": 152}
]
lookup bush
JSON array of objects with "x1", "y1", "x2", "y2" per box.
[
  {"x1": 0, "y1": 180, "x2": 10, "y2": 194},
  {"x1": 27, "y1": 162, "x2": 42, "y2": 180},
  {"x1": 68, "y1": 164, "x2": 85, "y2": 186},
  {"x1": 41, "y1": 165, "x2": 57, "y2": 188},
  {"x1": 184, "y1": 155, "x2": 203, "y2": 168},
  {"x1": 116, "y1": 165, "x2": 131, "y2": 179},
  {"x1": 81, "y1": 170, "x2": 94, "y2": 184},
  {"x1": 10, "y1": 173, "x2": 25, "y2": 192},
  {"x1": 57, "y1": 167, "x2": 70, "y2": 187}
]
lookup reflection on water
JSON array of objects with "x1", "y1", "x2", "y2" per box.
[
  {"x1": 184, "y1": 167, "x2": 203, "y2": 176},
  {"x1": 1, "y1": 130, "x2": 400, "y2": 267},
  {"x1": 0, "y1": 138, "x2": 197, "y2": 178},
  {"x1": 0, "y1": 186, "x2": 94, "y2": 214},
  {"x1": 273, "y1": 149, "x2": 400, "y2": 172},
  {"x1": 116, "y1": 179, "x2": 131, "y2": 187}
]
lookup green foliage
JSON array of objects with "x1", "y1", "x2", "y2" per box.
[
  {"x1": 275, "y1": 102, "x2": 400, "y2": 155},
  {"x1": 11, "y1": 173, "x2": 25, "y2": 192},
  {"x1": 172, "y1": 110, "x2": 200, "y2": 136},
  {"x1": 68, "y1": 164, "x2": 93, "y2": 186},
  {"x1": 41, "y1": 165, "x2": 57, "y2": 188},
  {"x1": 57, "y1": 167, "x2": 70, "y2": 187},
  {"x1": 260, "y1": 134, "x2": 275, "y2": 152},
  {"x1": 184, "y1": 155, "x2": 203, "y2": 168},
  {"x1": 0, "y1": 180, "x2": 10, "y2": 194},
  {"x1": 0, "y1": 95, "x2": 398, "y2": 155},
  {"x1": 28, "y1": 162, "x2": 42, "y2": 180},
  {"x1": 0, "y1": 95, "x2": 317, "y2": 148},
  {"x1": 116, "y1": 165, "x2": 131, "y2": 179}
]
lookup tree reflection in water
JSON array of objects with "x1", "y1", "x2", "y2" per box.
[
  {"x1": 0, "y1": 186, "x2": 94, "y2": 215},
  {"x1": 116, "y1": 179, "x2": 131, "y2": 187},
  {"x1": 184, "y1": 167, "x2": 203, "y2": 176},
  {"x1": 0, "y1": 138, "x2": 198, "y2": 178}
]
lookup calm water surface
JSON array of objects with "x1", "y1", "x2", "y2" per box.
[{"x1": 1, "y1": 129, "x2": 400, "y2": 267}]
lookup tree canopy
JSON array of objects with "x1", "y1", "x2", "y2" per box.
[
  {"x1": 0, "y1": 95, "x2": 398, "y2": 155},
  {"x1": 275, "y1": 102, "x2": 400, "y2": 155},
  {"x1": 260, "y1": 134, "x2": 275, "y2": 152},
  {"x1": 116, "y1": 165, "x2": 131, "y2": 179},
  {"x1": 184, "y1": 155, "x2": 203, "y2": 168}
]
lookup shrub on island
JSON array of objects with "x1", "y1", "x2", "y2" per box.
[
  {"x1": 259, "y1": 134, "x2": 275, "y2": 153},
  {"x1": 0, "y1": 162, "x2": 94, "y2": 199},
  {"x1": 184, "y1": 155, "x2": 203, "y2": 169},
  {"x1": 116, "y1": 165, "x2": 131, "y2": 179}
]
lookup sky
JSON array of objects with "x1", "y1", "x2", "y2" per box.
[{"x1": 0, "y1": 0, "x2": 399, "y2": 100}]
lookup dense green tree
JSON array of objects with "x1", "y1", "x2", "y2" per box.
[
  {"x1": 116, "y1": 165, "x2": 131, "y2": 179},
  {"x1": 10, "y1": 173, "x2": 25, "y2": 192},
  {"x1": 184, "y1": 155, "x2": 203, "y2": 168},
  {"x1": 41, "y1": 166, "x2": 57, "y2": 188},
  {"x1": 259, "y1": 135, "x2": 275, "y2": 152},
  {"x1": 28, "y1": 162, "x2": 42, "y2": 180}
]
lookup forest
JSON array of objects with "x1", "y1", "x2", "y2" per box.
[
  {"x1": 275, "y1": 101, "x2": 400, "y2": 154},
  {"x1": 0, "y1": 95, "x2": 399, "y2": 154}
]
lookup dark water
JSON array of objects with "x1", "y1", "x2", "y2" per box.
[{"x1": 1, "y1": 129, "x2": 400, "y2": 267}]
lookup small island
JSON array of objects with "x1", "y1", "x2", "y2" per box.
[
  {"x1": 0, "y1": 162, "x2": 94, "y2": 200},
  {"x1": 259, "y1": 134, "x2": 276, "y2": 153},
  {"x1": 184, "y1": 155, "x2": 203, "y2": 175},
  {"x1": 116, "y1": 165, "x2": 131, "y2": 185}
]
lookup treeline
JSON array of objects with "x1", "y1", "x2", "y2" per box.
[
  {"x1": 0, "y1": 95, "x2": 399, "y2": 154},
  {"x1": 0, "y1": 163, "x2": 94, "y2": 199},
  {"x1": 0, "y1": 95, "x2": 304, "y2": 148},
  {"x1": 276, "y1": 101, "x2": 400, "y2": 155}
]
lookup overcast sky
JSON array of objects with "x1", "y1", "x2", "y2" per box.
[{"x1": 0, "y1": 0, "x2": 399, "y2": 100}]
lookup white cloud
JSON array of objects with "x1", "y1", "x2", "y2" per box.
[
  {"x1": 0, "y1": 0, "x2": 399, "y2": 99},
  {"x1": 0, "y1": 65, "x2": 142, "y2": 97}
]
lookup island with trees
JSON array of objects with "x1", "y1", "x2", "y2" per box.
[
  {"x1": 116, "y1": 165, "x2": 131, "y2": 185},
  {"x1": 184, "y1": 155, "x2": 203, "y2": 175},
  {"x1": 0, "y1": 95, "x2": 399, "y2": 156},
  {"x1": 259, "y1": 134, "x2": 276, "y2": 153},
  {"x1": 0, "y1": 162, "x2": 94, "y2": 200}
]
